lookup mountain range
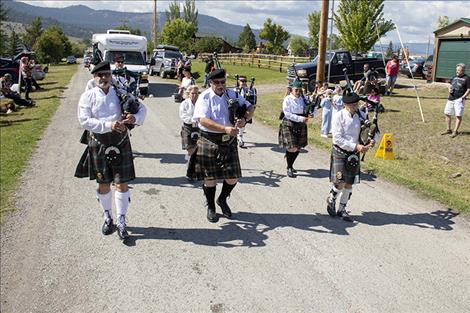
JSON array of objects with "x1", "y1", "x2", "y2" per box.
[
  {"x1": 3, "y1": 0, "x2": 261, "y2": 44},
  {"x1": 3, "y1": 1, "x2": 433, "y2": 54}
]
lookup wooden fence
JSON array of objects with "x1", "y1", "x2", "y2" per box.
[{"x1": 199, "y1": 53, "x2": 311, "y2": 73}]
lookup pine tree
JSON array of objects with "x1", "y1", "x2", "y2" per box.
[
  {"x1": 22, "y1": 17, "x2": 43, "y2": 49},
  {"x1": 166, "y1": 1, "x2": 180, "y2": 22},
  {"x1": 237, "y1": 24, "x2": 256, "y2": 53},
  {"x1": 8, "y1": 28, "x2": 20, "y2": 56},
  {"x1": 182, "y1": 0, "x2": 198, "y2": 31}
]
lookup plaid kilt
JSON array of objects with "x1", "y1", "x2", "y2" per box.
[
  {"x1": 187, "y1": 132, "x2": 242, "y2": 180},
  {"x1": 278, "y1": 118, "x2": 308, "y2": 149},
  {"x1": 180, "y1": 123, "x2": 199, "y2": 150},
  {"x1": 329, "y1": 145, "x2": 361, "y2": 185},
  {"x1": 74, "y1": 131, "x2": 135, "y2": 184}
]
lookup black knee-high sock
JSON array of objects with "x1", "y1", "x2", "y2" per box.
[
  {"x1": 292, "y1": 151, "x2": 300, "y2": 165},
  {"x1": 218, "y1": 181, "x2": 237, "y2": 202},
  {"x1": 203, "y1": 185, "x2": 216, "y2": 210},
  {"x1": 286, "y1": 152, "x2": 294, "y2": 169}
]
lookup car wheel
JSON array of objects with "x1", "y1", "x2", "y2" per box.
[
  {"x1": 170, "y1": 74, "x2": 176, "y2": 79},
  {"x1": 160, "y1": 67, "x2": 167, "y2": 78}
]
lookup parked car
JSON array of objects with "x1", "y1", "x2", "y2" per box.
[
  {"x1": 0, "y1": 57, "x2": 20, "y2": 81},
  {"x1": 149, "y1": 45, "x2": 182, "y2": 78},
  {"x1": 1, "y1": 52, "x2": 47, "y2": 82},
  {"x1": 399, "y1": 57, "x2": 426, "y2": 79},
  {"x1": 422, "y1": 54, "x2": 434, "y2": 79},
  {"x1": 66, "y1": 56, "x2": 77, "y2": 64},
  {"x1": 287, "y1": 50, "x2": 388, "y2": 92}
]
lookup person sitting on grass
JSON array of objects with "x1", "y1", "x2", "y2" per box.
[{"x1": 1, "y1": 73, "x2": 35, "y2": 109}]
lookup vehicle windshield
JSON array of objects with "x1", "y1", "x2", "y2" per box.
[
  {"x1": 312, "y1": 52, "x2": 334, "y2": 63},
  {"x1": 105, "y1": 51, "x2": 145, "y2": 65},
  {"x1": 165, "y1": 51, "x2": 183, "y2": 59}
]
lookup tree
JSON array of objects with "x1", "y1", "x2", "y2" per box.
[
  {"x1": 193, "y1": 36, "x2": 223, "y2": 54},
  {"x1": 182, "y1": 0, "x2": 198, "y2": 30},
  {"x1": 34, "y1": 26, "x2": 72, "y2": 63},
  {"x1": 7, "y1": 28, "x2": 21, "y2": 56},
  {"x1": 436, "y1": 16, "x2": 450, "y2": 30},
  {"x1": 307, "y1": 11, "x2": 321, "y2": 49},
  {"x1": 113, "y1": 24, "x2": 142, "y2": 36},
  {"x1": 237, "y1": 24, "x2": 256, "y2": 53},
  {"x1": 259, "y1": 18, "x2": 289, "y2": 55},
  {"x1": 0, "y1": 2, "x2": 8, "y2": 55},
  {"x1": 70, "y1": 40, "x2": 88, "y2": 57},
  {"x1": 334, "y1": 0, "x2": 395, "y2": 54},
  {"x1": 160, "y1": 18, "x2": 196, "y2": 53},
  {"x1": 289, "y1": 35, "x2": 309, "y2": 56},
  {"x1": 385, "y1": 40, "x2": 394, "y2": 57},
  {"x1": 22, "y1": 17, "x2": 43, "y2": 49},
  {"x1": 166, "y1": 1, "x2": 180, "y2": 22}
]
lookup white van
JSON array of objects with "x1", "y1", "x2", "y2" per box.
[{"x1": 92, "y1": 30, "x2": 152, "y2": 95}]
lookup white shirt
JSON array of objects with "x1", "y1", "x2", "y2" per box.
[
  {"x1": 282, "y1": 94, "x2": 307, "y2": 123},
  {"x1": 85, "y1": 78, "x2": 96, "y2": 91},
  {"x1": 332, "y1": 108, "x2": 364, "y2": 152},
  {"x1": 179, "y1": 98, "x2": 196, "y2": 125},
  {"x1": 180, "y1": 77, "x2": 194, "y2": 89},
  {"x1": 332, "y1": 95, "x2": 343, "y2": 112},
  {"x1": 78, "y1": 86, "x2": 146, "y2": 134},
  {"x1": 193, "y1": 88, "x2": 249, "y2": 133}
]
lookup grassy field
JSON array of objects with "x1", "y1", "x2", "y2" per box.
[
  {"x1": 191, "y1": 60, "x2": 287, "y2": 86},
  {"x1": 255, "y1": 82, "x2": 470, "y2": 213},
  {"x1": 0, "y1": 63, "x2": 78, "y2": 221}
]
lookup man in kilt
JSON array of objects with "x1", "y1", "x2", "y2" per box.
[
  {"x1": 75, "y1": 61, "x2": 147, "y2": 239},
  {"x1": 179, "y1": 85, "x2": 200, "y2": 179},
  {"x1": 278, "y1": 79, "x2": 312, "y2": 178},
  {"x1": 187, "y1": 69, "x2": 255, "y2": 223},
  {"x1": 327, "y1": 92, "x2": 374, "y2": 222}
]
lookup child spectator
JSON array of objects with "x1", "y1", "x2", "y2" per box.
[
  {"x1": 332, "y1": 84, "x2": 344, "y2": 120},
  {"x1": 320, "y1": 89, "x2": 334, "y2": 138}
]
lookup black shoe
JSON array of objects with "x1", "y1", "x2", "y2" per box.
[
  {"x1": 216, "y1": 198, "x2": 232, "y2": 219},
  {"x1": 287, "y1": 168, "x2": 296, "y2": 178},
  {"x1": 207, "y1": 207, "x2": 218, "y2": 223},
  {"x1": 337, "y1": 209, "x2": 353, "y2": 222},
  {"x1": 117, "y1": 223, "x2": 129, "y2": 240},
  {"x1": 102, "y1": 219, "x2": 114, "y2": 235},
  {"x1": 326, "y1": 198, "x2": 336, "y2": 217}
]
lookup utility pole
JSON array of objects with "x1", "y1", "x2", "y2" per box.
[
  {"x1": 152, "y1": 0, "x2": 157, "y2": 48},
  {"x1": 327, "y1": 0, "x2": 335, "y2": 83},
  {"x1": 316, "y1": 0, "x2": 329, "y2": 83}
]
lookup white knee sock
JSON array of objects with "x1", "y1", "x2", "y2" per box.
[
  {"x1": 339, "y1": 188, "x2": 352, "y2": 207},
  {"x1": 96, "y1": 190, "x2": 113, "y2": 221},
  {"x1": 115, "y1": 190, "x2": 130, "y2": 225}
]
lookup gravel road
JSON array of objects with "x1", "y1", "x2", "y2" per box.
[{"x1": 1, "y1": 67, "x2": 469, "y2": 313}]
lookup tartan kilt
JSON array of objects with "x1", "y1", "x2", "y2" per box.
[
  {"x1": 329, "y1": 146, "x2": 361, "y2": 185},
  {"x1": 180, "y1": 123, "x2": 199, "y2": 150},
  {"x1": 74, "y1": 131, "x2": 135, "y2": 184},
  {"x1": 187, "y1": 133, "x2": 242, "y2": 181},
  {"x1": 278, "y1": 118, "x2": 308, "y2": 149}
]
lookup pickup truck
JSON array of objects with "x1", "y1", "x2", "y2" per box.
[{"x1": 287, "y1": 50, "x2": 388, "y2": 92}]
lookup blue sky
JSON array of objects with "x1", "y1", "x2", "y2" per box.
[{"x1": 19, "y1": 0, "x2": 470, "y2": 43}]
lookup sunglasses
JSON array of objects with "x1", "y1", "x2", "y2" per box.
[
  {"x1": 211, "y1": 79, "x2": 226, "y2": 85},
  {"x1": 96, "y1": 72, "x2": 111, "y2": 77},
  {"x1": 115, "y1": 60, "x2": 124, "y2": 64}
]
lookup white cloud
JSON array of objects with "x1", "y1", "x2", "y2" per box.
[{"x1": 18, "y1": 0, "x2": 470, "y2": 43}]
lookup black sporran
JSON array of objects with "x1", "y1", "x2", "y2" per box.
[{"x1": 104, "y1": 146, "x2": 122, "y2": 168}]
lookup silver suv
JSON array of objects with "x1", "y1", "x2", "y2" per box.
[{"x1": 149, "y1": 45, "x2": 182, "y2": 79}]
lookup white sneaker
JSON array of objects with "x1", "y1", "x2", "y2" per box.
[
  {"x1": 320, "y1": 134, "x2": 328, "y2": 138},
  {"x1": 6, "y1": 109, "x2": 13, "y2": 114}
]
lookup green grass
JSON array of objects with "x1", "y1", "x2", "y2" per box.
[
  {"x1": 255, "y1": 84, "x2": 470, "y2": 213},
  {"x1": 0, "y1": 63, "x2": 78, "y2": 221},
  {"x1": 191, "y1": 60, "x2": 287, "y2": 86}
]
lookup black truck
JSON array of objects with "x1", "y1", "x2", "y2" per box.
[{"x1": 287, "y1": 50, "x2": 388, "y2": 92}]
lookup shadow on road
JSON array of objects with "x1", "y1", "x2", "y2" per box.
[
  {"x1": 123, "y1": 209, "x2": 458, "y2": 247},
  {"x1": 132, "y1": 176, "x2": 200, "y2": 188},
  {"x1": 148, "y1": 82, "x2": 179, "y2": 98},
  {"x1": 133, "y1": 151, "x2": 186, "y2": 164}
]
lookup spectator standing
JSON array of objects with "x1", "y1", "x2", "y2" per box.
[
  {"x1": 20, "y1": 56, "x2": 33, "y2": 100},
  {"x1": 203, "y1": 56, "x2": 214, "y2": 88},
  {"x1": 385, "y1": 54, "x2": 399, "y2": 96},
  {"x1": 441, "y1": 63, "x2": 470, "y2": 138}
]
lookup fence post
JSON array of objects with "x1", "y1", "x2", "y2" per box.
[
  {"x1": 258, "y1": 58, "x2": 260, "y2": 68},
  {"x1": 279, "y1": 56, "x2": 283, "y2": 72}
]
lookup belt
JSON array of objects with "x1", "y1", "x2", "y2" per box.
[
  {"x1": 333, "y1": 144, "x2": 356, "y2": 154},
  {"x1": 90, "y1": 131, "x2": 128, "y2": 146},
  {"x1": 200, "y1": 131, "x2": 232, "y2": 143}
]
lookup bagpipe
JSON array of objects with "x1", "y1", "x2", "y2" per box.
[
  {"x1": 110, "y1": 70, "x2": 142, "y2": 130},
  {"x1": 226, "y1": 74, "x2": 249, "y2": 126},
  {"x1": 343, "y1": 68, "x2": 381, "y2": 160}
]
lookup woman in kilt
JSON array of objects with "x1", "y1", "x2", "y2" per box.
[
  {"x1": 179, "y1": 85, "x2": 199, "y2": 177},
  {"x1": 327, "y1": 92, "x2": 375, "y2": 222},
  {"x1": 187, "y1": 69, "x2": 255, "y2": 223},
  {"x1": 75, "y1": 61, "x2": 146, "y2": 240},
  {"x1": 278, "y1": 79, "x2": 312, "y2": 178}
]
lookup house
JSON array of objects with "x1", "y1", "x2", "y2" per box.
[
  {"x1": 193, "y1": 33, "x2": 242, "y2": 53},
  {"x1": 432, "y1": 18, "x2": 470, "y2": 82}
]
